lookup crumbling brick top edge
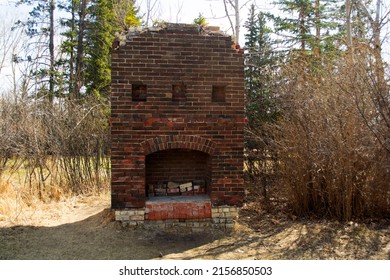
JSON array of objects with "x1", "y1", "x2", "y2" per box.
[
  {"x1": 112, "y1": 23, "x2": 232, "y2": 50},
  {"x1": 125, "y1": 23, "x2": 227, "y2": 38}
]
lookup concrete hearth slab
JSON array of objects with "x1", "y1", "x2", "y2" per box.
[{"x1": 146, "y1": 195, "x2": 210, "y2": 204}]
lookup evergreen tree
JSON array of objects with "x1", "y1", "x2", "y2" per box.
[
  {"x1": 58, "y1": 0, "x2": 131, "y2": 99},
  {"x1": 272, "y1": 0, "x2": 340, "y2": 55},
  {"x1": 57, "y1": 0, "x2": 87, "y2": 100},
  {"x1": 58, "y1": 0, "x2": 79, "y2": 97},
  {"x1": 273, "y1": 0, "x2": 313, "y2": 51},
  {"x1": 244, "y1": 4, "x2": 279, "y2": 200},
  {"x1": 84, "y1": 0, "x2": 117, "y2": 98},
  {"x1": 244, "y1": 4, "x2": 277, "y2": 129}
]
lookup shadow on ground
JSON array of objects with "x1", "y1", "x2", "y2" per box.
[
  {"x1": 0, "y1": 209, "x2": 223, "y2": 260},
  {"x1": 1, "y1": 206, "x2": 389, "y2": 260},
  {"x1": 161, "y1": 206, "x2": 390, "y2": 260}
]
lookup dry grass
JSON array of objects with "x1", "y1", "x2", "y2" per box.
[
  {"x1": 0, "y1": 158, "x2": 110, "y2": 225},
  {"x1": 0, "y1": 179, "x2": 110, "y2": 227},
  {"x1": 0, "y1": 180, "x2": 37, "y2": 224}
]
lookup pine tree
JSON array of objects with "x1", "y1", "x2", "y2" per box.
[
  {"x1": 58, "y1": 0, "x2": 79, "y2": 97},
  {"x1": 244, "y1": 4, "x2": 279, "y2": 200},
  {"x1": 57, "y1": 0, "x2": 88, "y2": 100},
  {"x1": 273, "y1": 0, "x2": 313, "y2": 51},
  {"x1": 244, "y1": 4, "x2": 277, "y2": 128},
  {"x1": 59, "y1": 0, "x2": 127, "y2": 99},
  {"x1": 272, "y1": 0, "x2": 340, "y2": 55},
  {"x1": 84, "y1": 0, "x2": 117, "y2": 98}
]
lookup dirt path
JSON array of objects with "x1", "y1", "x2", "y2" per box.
[{"x1": 0, "y1": 194, "x2": 389, "y2": 260}]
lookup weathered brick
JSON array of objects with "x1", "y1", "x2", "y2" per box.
[{"x1": 111, "y1": 23, "x2": 245, "y2": 212}]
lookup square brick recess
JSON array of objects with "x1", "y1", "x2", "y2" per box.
[{"x1": 111, "y1": 23, "x2": 246, "y2": 217}]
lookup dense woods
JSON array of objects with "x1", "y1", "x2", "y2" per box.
[{"x1": 0, "y1": 0, "x2": 389, "y2": 220}]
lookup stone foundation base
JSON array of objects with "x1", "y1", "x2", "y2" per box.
[
  {"x1": 114, "y1": 203, "x2": 239, "y2": 230},
  {"x1": 211, "y1": 206, "x2": 239, "y2": 226}
]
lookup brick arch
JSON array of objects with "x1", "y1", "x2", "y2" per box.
[{"x1": 141, "y1": 135, "x2": 215, "y2": 156}]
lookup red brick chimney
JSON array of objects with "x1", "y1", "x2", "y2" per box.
[{"x1": 111, "y1": 23, "x2": 245, "y2": 228}]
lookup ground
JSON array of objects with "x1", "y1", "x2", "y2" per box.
[{"x1": 0, "y1": 193, "x2": 389, "y2": 260}]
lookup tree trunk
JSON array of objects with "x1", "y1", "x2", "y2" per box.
[
  {"x1": 145, "y1": 0, "x2": 158, "y2": 27},
  {"x1": 314, "y1": 0, "x2": 321, "y2": 57},
  {"x1": 234, "y1": 0, "x2": 240, "y2": 45},
  {"x1": 49, "y1": 0, "x2": 55, "y2": 104},
  {"x1": 223, "y1": 0, "x2": 240, "y2": 44},
  {"x1": 345, "y1": 0, "x2": 353, "y2": 61},
  {"x1": 68, "y1": 0, "x2": 76, "y2": 96},
  {"x1": 372, "y1": 0, "x2": 387, "y2": 95},
  {"x1": 299, "y1": 5, "x2": 306, "y2": 51},
  {"x1": 73, "y1": 0, "x2": 88, "y2": 100},
  {"x1": 357, "y1": 0, "x2": 387, "y2": 94}
]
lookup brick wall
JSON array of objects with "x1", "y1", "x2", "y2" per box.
[{"x1": 111, "y1": 23, "x2": 245, "y2": 210}]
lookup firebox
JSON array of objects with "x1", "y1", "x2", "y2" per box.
[{"x1": 111, "y1": 23, "x2": 245, "y2": 227}]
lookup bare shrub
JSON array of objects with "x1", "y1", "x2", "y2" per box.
[
  {"x1": 46, "y1": 98, "x2": 110, "y2": 195},
  {"x1": 272, "y1": 56, "x2": 390, "y2": 220},
  {"x1": 0, "y1": 94, "x2": 110, "y2": 202}
]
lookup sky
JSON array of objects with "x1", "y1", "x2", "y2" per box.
[
  {"x1": 0, "y1": 0, "x2": 273, "y2": 94},
  {"x1": 137, "y1": 0, "x2": 276, "y2": 39},
  {"x1": 0, "y1": 0, "x2": 389, "y2": 94},
  {"x1": 0, "y1": 0, "x2": 276, "y2": 42}
]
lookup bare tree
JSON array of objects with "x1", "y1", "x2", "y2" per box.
[
  {"x1": 0, "y1": 22, "x2": 10, "y2": 74},
  {"x1": 356, "y1": 0, "x2": 388, "y2": 90},
  {"x1": 223, "y1": 0, "x2": 239, "y2": 44},
  {"x1": 8, "y1": 30, "x2": 25, "y2": 99},
  {"x1": 175, "y1": 0, "x2": 184, "y2": 23},
  {"x1": 0, "y1": 10, "x2": 38, "y2": 99},
  {"x1": 144, "y1": 0, "x2": 160, "y2": 26},
  {"x1": 345, "y1": 0, "x2": 353, "y2": 55},
  {"x1": 223, "y1": 0, "x2": 251, "y2": 44},
  {"x1": 0, "y1": 14, "x2": 23, "y2": 76},
  {"x1": 166, "y1": 0, "x2": 183, "y2": 23},
  {"x1": 349, "y1": 0, "x2": 390, "y2": 157}
]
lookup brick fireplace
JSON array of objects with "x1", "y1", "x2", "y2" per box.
[{"x1": 110, "y1": 23, "x2": 245, "y2": 228}]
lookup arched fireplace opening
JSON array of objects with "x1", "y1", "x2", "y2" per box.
[{"x1": 145, "y1": 149, "x2": 211, "y2": 197}]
